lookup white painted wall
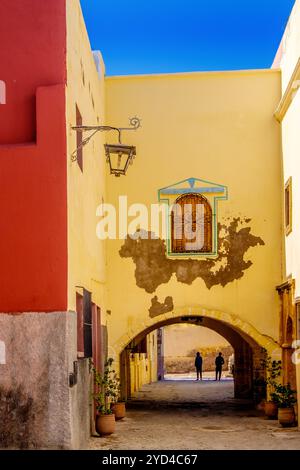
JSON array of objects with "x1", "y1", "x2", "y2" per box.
[
  {"x1": 279, "y1": 0, "x2": 300, "y2": 90},
  {"x1": 278, "y1": 0, "x2": 300, "y2": 298}
]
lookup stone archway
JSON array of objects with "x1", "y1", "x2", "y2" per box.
[
  {"x1": 114, "y1": 306, "x2": 280, "y2": 355},
  {"x1": 115, "y1": 306, "x2": 280, "y2": 402}
]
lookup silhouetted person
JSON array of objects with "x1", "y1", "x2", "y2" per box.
[
  {"x1": 195, "y1": 352, "x2": 203, "y2": 381},
  {"x1": 215, "y1": 352, "x2": 225, "y2": 381}
]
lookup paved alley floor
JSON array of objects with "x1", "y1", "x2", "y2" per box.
[{"x1": 88, "y1": 379, "x2": 300, "y2": 450}]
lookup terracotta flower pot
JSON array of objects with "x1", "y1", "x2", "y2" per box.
[
  {"x1": 278, "y1": 407, "x2": 295, "y2": 427},
  {"x1": 111, "y1": 402, "x2": 126, "y2": 420},
  {"x1": 96, "y1": 414, "x2": 116, "y2": 436},
  {"x1": 264, "y1": 401, "x2": 278, "y2": 419}
]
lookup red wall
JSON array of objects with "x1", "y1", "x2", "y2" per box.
[
  {"x1": 0, "y1": 0, "x2": 67, "y2": 144},
  {"x1": 0, "y1": 1, "x2": 68, "y2": 312}
]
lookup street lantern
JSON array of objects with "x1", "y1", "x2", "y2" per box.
[
  {"x1": 71, "y1": 117, "x2": 140, "y2": 176},
  {"x1": 104, "y1": 143, "x2": 136, "y2": 177}
]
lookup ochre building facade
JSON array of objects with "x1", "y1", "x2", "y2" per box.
[{"x1": 0, "y1": 0, "x2": 299, "y2": 448}]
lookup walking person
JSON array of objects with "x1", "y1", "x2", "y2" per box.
[
  {"x1": 215, "y1": 352, "x2": 225, "y2": 381},
  {"x1": 194, "y1": 351, "x2": 203, "y2": 381}
]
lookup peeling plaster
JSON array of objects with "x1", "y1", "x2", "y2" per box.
[
  {"x1": 119, "y1": 217, "x2": 265, "y2": 293},
  {"x1": 149, "y1": 296, "x2": 174, "y2": 318},
  {"x1": 0, "y1": 386, "x2": 36, "y2": 449}
]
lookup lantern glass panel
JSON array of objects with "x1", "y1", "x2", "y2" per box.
[{"x1": 104, "y1": 144, "x2": 136, "y2": 176}]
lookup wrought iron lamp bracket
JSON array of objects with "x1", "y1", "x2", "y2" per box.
[{"x1": 71, "y1": 116, "x2": 141, "y2": 162}]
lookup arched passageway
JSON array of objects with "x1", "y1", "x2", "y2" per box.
[{"x1": 120, "y1": 314, "x2": 273, "y2": 403}]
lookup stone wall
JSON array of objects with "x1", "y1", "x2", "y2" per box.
[{"x1": 0, "y1": 311, "x2": 90, "y2": 449}]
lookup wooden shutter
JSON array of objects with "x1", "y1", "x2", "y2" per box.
[
  {"x1": 83, "y1": 289, "x2": 92, "y2": 358},
  {"x1": 171, "y1": 193, "x2": 212, "y2": 253}
]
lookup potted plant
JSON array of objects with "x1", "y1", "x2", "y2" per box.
[
  {"x1": 260, "y1": 353, "x2": 281, "y2": 419},
  {"x1": 92, "y1": 359, "x2": 116, "y2": 436},
  {"x1": 271, "y1": 383, "x2": 297, "y2": 427},
  {"x1": 109, "y1": 360, "x2": 126, "y2": 420}
]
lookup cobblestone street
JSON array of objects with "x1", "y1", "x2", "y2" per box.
[{"x1": 89, "y1": 379, "x2": 300, "y2": 450}]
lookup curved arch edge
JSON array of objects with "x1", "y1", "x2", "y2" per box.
[{"x1": 112, "y1": 305, "x2": 280, "y2": 358}]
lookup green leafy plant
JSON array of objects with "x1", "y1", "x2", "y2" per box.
[
  {"x1": 92, "y1": 358, "x2": 120, "y2": 415},
  {"x1": 260, "y1": 351, "x2": 282, "y2": 398},
  {"x1": 271, "y1": 383, "x2": 297, "y2": 409},
  {"x1": 110, "y1": 370, "x2": 121, "y2": 404}
]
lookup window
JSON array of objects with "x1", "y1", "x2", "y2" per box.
[
  {"x1": 83, "y1": 289, "x2": 93, "y2": 358},
  {"x1": 76, "y1": 289, "x2": 92, "y2": 358},
  {"x1": 76, "y1": 105, "x2": 83, "y2": 171},
  {"x1": 76, "y1": 292, "x2": 84, "y2": 357},
  {"x1": 92, "y1": 304, "x2": 102, "y2": 372},
  {"x1": 171, "y1": 193, "x2": 212, "y2": 253},
  {"x1": 0, "y1": 80, "x2": 6, "y2": 104},
  {"x1": 285, "y1": 177, "x2": 292, "y2": 235}
]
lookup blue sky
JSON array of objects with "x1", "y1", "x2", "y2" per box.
[{"x1": 80, "y1": 0, "x2": 295, "y2": 76}]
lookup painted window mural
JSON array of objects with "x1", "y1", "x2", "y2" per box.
[{"x1": 158, "y1": 177, "x2": 228, "y2": 256}]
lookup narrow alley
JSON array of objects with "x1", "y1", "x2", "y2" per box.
[
  {"x1": 2, "y1": 0, "x2": 300, "y2": 454},
  {"x1": 89, "y1": 379, "x2": 300, "y2": 450}
]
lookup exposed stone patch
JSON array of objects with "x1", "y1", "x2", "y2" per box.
[
  {"x1": 0, "y1": 386, "x2": 36, "y2": 449},
  {"x1": 119, "y1": 217, "x2": 264, "y2": 293},
  {"x1": 149, "y1": 296, "x2": 174, "y2": 318},
  {"x1": 120, "y1": 236, "x2": 174, "y2": 292},
  {"x1": 0, "y1": 311, "x2": 90, "y2": 449}
]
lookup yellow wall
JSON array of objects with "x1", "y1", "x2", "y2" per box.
[
  {"x1": 63, "y1": 0, "x2": 285, "y2": 397},
  {"x1": 104, "y1": 69, "x2": 283, "y2": 359},
  {"x1": 66, "y1": 0, "x2": 107, "y2": 316},
  {"x1": 129, "y1": 331, "x2": 158, "y2": 394}
]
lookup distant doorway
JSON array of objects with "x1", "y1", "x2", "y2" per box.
[
  {"x1": 120, "y1": 315, "x2": 266, "y2": 404},
  {"x1": 163, "y1": 323, "x2": 234, "y2": 383}
]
